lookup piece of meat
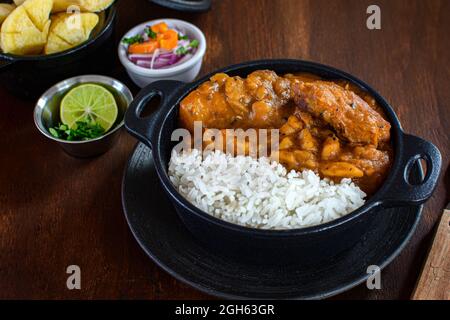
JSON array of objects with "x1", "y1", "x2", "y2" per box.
[
  {"x1": 179, "y1": 78, "x2": 237, "y2": 131},
  {"x1": 293, "y1": 81, "x2": 391, "y2": 146},
  {"x1": 179, "y1": 70, "x2": 293, "y2": 131}
]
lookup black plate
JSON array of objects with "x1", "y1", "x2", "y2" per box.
[{"x1": 122, "y1": 143, "x2": 423, "y2": 299}]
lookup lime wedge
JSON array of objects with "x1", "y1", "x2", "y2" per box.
[{"x1": 60, "y1": 84, "x2": 118, "y2": 132}]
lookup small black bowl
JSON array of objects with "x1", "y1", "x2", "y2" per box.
[
  {"x1": 0, "y1": 3, "x2": 117, "y2": 98},
  {"x1": 149, "y1": 0, "x2": 212, "y2": 12},
  {"x1": 124, "y1": 60, "x2": 442, "y2": 264}
]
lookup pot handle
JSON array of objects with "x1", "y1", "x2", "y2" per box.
[
  {"x1": 378, "y1": 133, "x2": 441, "y2": 207},
  {"x1": 125, "y1": 80, "x2": 184, "y2": 149}
]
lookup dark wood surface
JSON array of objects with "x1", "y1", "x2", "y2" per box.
[{"x1": 0, "y1": 0, "x2": 448, "y2": 299}]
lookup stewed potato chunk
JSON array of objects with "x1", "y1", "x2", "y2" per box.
[
  {"x1": 321, "y1": 136, "x2": 340, "y2": 160},
  {"x1": 298, "y1": 128, "x2": 318, "y2": 152},
  {"x1": 320, "y1": 162, "x2": 364, "y2": 178},
  {"x1": 279, "y1": 136, "x2": 294, "y2": 150}
]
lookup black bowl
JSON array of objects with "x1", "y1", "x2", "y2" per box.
[
  {"x1": 150, "y1": 0, "x2": 212, "y2": 12},
  {"x1": 124, "y1": 60, "x2": 442, "y2": 264},
  {"x1": 0, "y1": 4, "x2": 117, "y2": 98}
]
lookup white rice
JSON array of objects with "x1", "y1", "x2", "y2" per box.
[{"x1": 168, "y1": 149, "x2": 366, "y2": 230}]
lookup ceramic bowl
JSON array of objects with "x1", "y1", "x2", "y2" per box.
[{"x1": 118, "y1": 19, "x2": 206, "y2": 88}]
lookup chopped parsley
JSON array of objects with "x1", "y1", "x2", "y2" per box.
[
  {"x1": 189, "y1": 39, "x2": 199, "y2": 48},
  {"x1": 145, "y1": 27, "x2": 157, "y2": 39},
  {"x1": 175, "y1": 39, "x2": 200, "y2": 56},
  {"x1": 122, "y1": 35, "x2": 144, "y2": 45},
  {"x1": 49, "y1": 121, "x2": 105, "y2": 141},
  {"x1": 176, "y1": 46, "x2": 189, "y2": 55}
]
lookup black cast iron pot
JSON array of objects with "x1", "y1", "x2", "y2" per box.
[
  {"x1": 0, "y1": 3, "x2": 117, "y2": 98},
  {"x1": 124, "y1": 60, "x2": 441, "y2": 264}
]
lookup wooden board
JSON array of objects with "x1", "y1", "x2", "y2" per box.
[{"x1": 412, "y1": 208, "x2": 450, "y2": 300}]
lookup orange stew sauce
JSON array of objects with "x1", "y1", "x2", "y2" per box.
[{"x1": 179, "y1": 70, "x2": 393, "y2": 195}]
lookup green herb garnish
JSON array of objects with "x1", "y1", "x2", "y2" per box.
[
  {"x1": 145, "y1": 27, "x2": 157, "y2": 39},
  {"x1": 49, "y1": 120, "x2": 105, "y2": 141},
  {"x1": 175, "y1": 39, "x2": 199, "y2": 56},
  {"x1": 189, "y1": 39, "x2": 199, "y2": 48},
  {"x1": 122, "y1": 35, "x2": 144, "y2": 45},
  {"x1": 178, "y1": 34, "x2": 189, "y2": 40},
  {"x1": 176, "y1": 46, "x2": 189, "y2": 55}
]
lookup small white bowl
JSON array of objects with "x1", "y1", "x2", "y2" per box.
[{"x1": 118, "y1": 19, "x2": 207, "y2": 88}]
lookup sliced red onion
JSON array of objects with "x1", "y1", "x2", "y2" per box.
[
  {"x1": 178, "y1": 39, "x2": 190, "y2": 47},
  {"x1": 157, "y1": 52, "x2": 173, "y2": 58},
  {"x1": 150, "y1": 48, "x2": 160, "y2": 69},
  {"x1": 128, "y1": 52, "x2": 174, "y2": 62},
  {"x1": 133, "y1": 52, "x2": 194, "y2": 69},
  {"x1": 136, "y1": 58, "x2": 168, "y2": 68},
  {"x1": 159, "y1": 53, "x2": 193, "y2": 69},
  {"x1": 167, "y1": 54, "x2": 180, "y2": 65},
  {"x1": 175, "y1": 53, "x2": 193, "y2": 65},
  {"x1": 129, "y1": 53, "x2": 153, "y2": 62},
  {"x1": 136, "y1": 60, "x2": 151, "y2": 68},
  {"x1": 153, "y1": 60, "x2": 172, "y2": 69},
  {"x1": 126, "y1": 29, "x2": 199, "y2": 69}
]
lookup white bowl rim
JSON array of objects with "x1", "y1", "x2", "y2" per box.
[{"x1": 118, "y1": 18, "x2": 207, "y2": 77}]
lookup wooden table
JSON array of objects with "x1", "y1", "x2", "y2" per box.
[{"x1": 0, "y1": 0, "x2": 448, "y2": 299}]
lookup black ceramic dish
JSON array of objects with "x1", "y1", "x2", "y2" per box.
[
  {"x1": 122, "y1": 143, "x2": 423, "y2": 299},
  {"x1": 149, "y1": 0, "x2": 211, "y2": 12},
  {"x1": 124, "y1": 60, "x2": 442, "y2": 265},
  {"x1": 0, "y1": 3, "x2": 117, "y2": 98}
]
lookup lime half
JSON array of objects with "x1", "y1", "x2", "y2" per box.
[{"x1": 60, "y1": 84, "x2": 118, "y2": 132}]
